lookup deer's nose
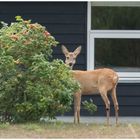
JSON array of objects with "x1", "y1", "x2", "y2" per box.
[{"x1": 69, "y1": 63, "x2": 73, "y2": 67}]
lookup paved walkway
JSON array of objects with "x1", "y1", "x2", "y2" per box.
[{"x1": 54, "y1": 116, "x2": 140, "y2": 124}]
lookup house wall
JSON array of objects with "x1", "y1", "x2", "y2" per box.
[
  {"x1": 0, "y1": 2, "x2": 140, "y2": 116},
  {"x1": 0, "y1": 2, "x2": 87, "y2": 70}
]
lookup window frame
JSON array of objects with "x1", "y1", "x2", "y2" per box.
[{"x1": 87, "y1": 2, "x2": 140, "y2": 83}]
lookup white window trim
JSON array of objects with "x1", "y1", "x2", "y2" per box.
[
  {"x1": 87, "y1": 2, "x2": 140, "y2": 83},
  {"x1": 91, "y1": 1, "x2": 140, "y2": 7}
]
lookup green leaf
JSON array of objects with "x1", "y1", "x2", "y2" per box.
[{"x1": 15, "y1": 16, "x2": 23, "y2": 22}]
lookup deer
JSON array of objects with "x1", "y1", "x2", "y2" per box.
[{"x1": 62, "y1": 45, "x2": 119, "y2": 125}]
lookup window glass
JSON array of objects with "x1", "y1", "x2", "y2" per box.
[
  {"x1": 95, "y1": 39, "x2": 140, "y2": 72},
  {"x1": 91, "y1": 6, "x2": 140, "y2": 30}
]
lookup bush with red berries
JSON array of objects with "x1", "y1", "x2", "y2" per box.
[{"x1": 0, "y1": 16, "x2": 80, "y2": 122}]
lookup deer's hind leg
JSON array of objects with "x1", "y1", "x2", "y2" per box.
[
  {"x1": 111, "y1": 86, "x2": 119, "y2": 125},
  {"x1": 74, "y1": 91, "x2": 81, "y2": 124}
]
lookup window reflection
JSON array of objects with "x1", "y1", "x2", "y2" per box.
[
  {"x1": 91, "y1": 6, "x2": 140, "y2": 30},
  {"x1": 95, "y1": 39, "x2": 140, "y2": 72}
]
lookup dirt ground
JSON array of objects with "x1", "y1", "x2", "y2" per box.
[{"x1": 0, "y1": 122, "x2": 140, "y2": 138}]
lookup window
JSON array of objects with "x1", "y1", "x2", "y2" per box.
[
  {"x1": 95, "y1": 39, "x2": 140, "y2": 72},
  {"x1": 91, "y1": 6, "x2": 140, "y2": 30},
  {"x1": 87, "y1": 2, "x2": 140, "y2": 83}
]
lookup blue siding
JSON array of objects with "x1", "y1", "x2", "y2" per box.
[{"x1": 0, "y1": 2, "x2": 87, "y2": 70}]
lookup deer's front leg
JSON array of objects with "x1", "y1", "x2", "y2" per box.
[{"x1": 74, "y1": 91, "x2": 81, "y2": 124}]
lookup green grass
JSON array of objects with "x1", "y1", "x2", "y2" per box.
[
  {"x1": 21, "y1": 123, "x2": 44, "y2": 132},
  {"x1": 0, "y1": 121, "x2": 140, "y2": 138},
  {"x1": 0, "y1": 122, "x2": 10, "y2": 129}
]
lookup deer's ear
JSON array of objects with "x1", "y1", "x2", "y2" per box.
[
  {"x1": 62, "y1": 45, "x2": 69, "y2": 55},
  {"x1": 74, "y1": 46, "x2": 82, "y2": 56}
]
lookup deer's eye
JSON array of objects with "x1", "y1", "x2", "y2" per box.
[{"x1": 66, "y1": 57, "x2": 69, "y2": 59}]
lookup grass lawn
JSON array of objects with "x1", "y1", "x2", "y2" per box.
[{"x1": 0, "y1": 121, "x2": 140, "y2": 138}]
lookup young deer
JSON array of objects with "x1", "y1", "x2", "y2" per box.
[{"x1": 62, "y1": 45, "x2": 119, "y2": 125}]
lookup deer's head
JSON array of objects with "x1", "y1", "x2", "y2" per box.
[{"x1": 62, "y1": 45, "x2": 81, "y2": 69}]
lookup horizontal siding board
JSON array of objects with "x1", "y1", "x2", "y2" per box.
[
  {"x1": 54, "y1": 35, "x2": 85, "y2": 44},
  {"x1": 80, "y1": 90, "x2": 140, "y2": 97},
  {"x1": 81, "y1": 96, "x2": 140, "y2": 106},
  {"x1": 64, "y1": 106, "x2": 140, "y2": 116},
  {"x1": 52, "y1": 46, "x2": 85, "y2": 55},
  {"x1": 46, "y1": 24, "x2": 85, "y2": 34},
  {"x1": 73, "y1": 65, "x2": 86, "y2": 70},
  {"x1": 117, "y1": 84, "x2": 140, "y2": 96},
  {"x1": 0, "y1": 2, "x2": 86, "y2": 14},
  {"x1": 80, "y1": 106, "x2": 140, "y2": 116},
  {"x1": 0, "y1": 14, "x2": 85, "y2": 24}
]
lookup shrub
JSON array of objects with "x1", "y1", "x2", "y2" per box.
[
  {"x1": 82, "y1": 99, "x2": 97, "y2": 115},
  {"x1": 15, "y1": 56, "x2": 80, "y2": 121},
  {"x1": 0, "y1": 16, "x2": 80, "y2": 122},
  {"x1": 0, "y1": 16, "x2": 58, "y2": 66},
  {"x1": 0, "y1": 21, "x2": 8, "y2": 29},
  {"x1": 0, "y1": 48, "x2": 18, "y2": 122}
]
